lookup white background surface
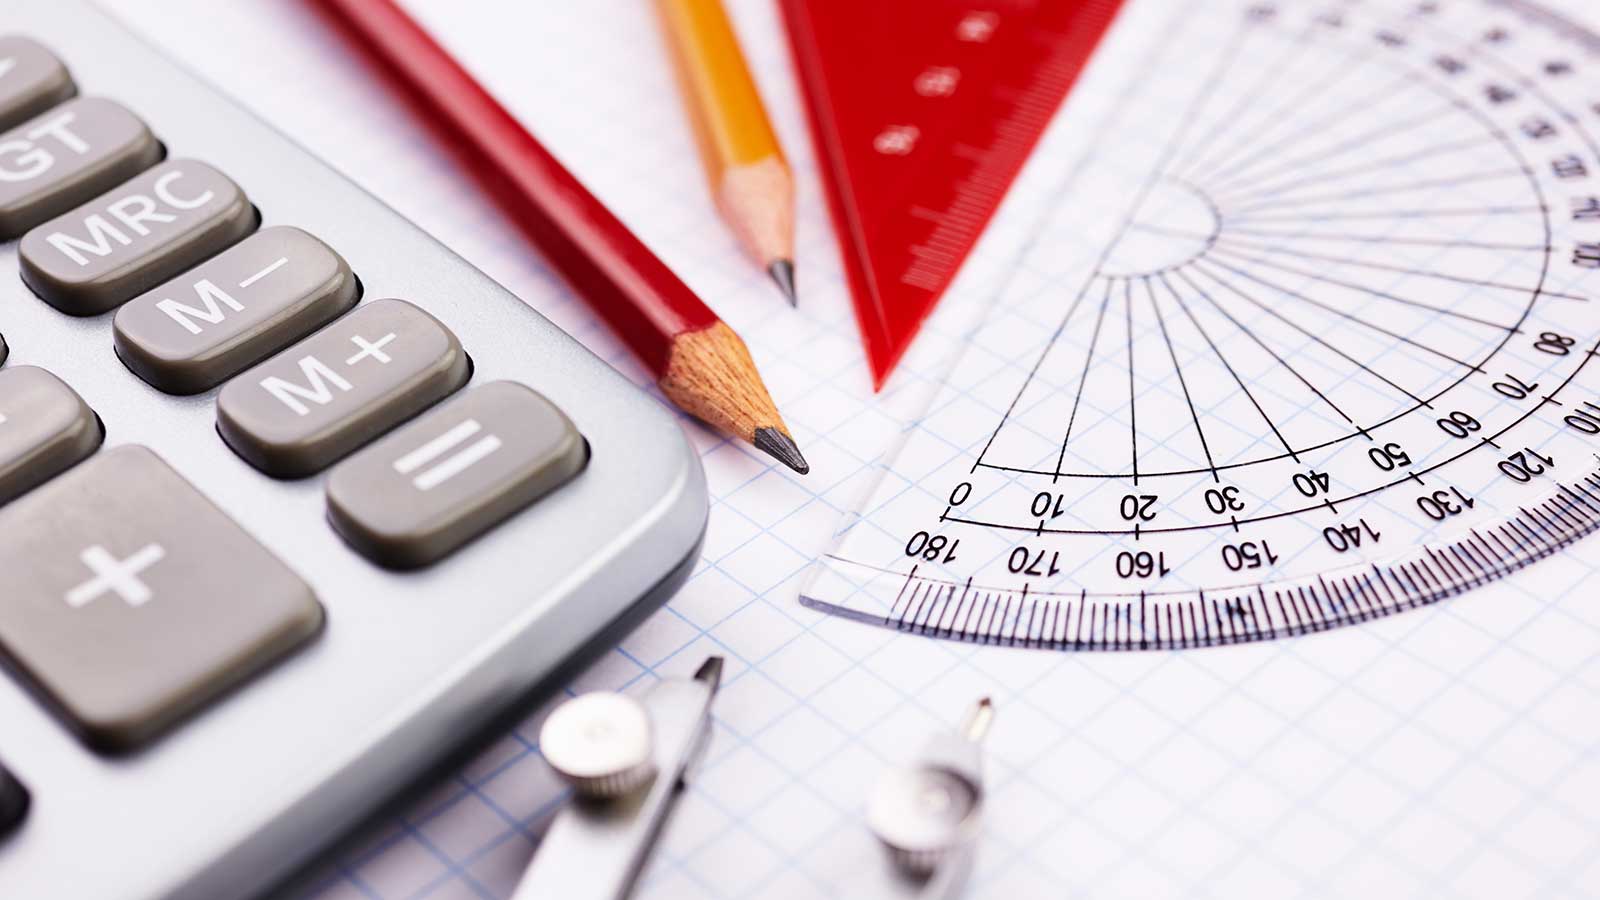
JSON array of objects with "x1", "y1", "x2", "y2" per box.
[{"x1": 95, "y1": 2, "x2": 1600, "y2": 899}]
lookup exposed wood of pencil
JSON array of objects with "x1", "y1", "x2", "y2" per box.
[
  {"x1": 655, "y1": 0, "x2": 796, "y2": 301},
  {"x1": 313, "y1": 0, "x2": 808, "y2": 473},
  {"x1": 661, "y1": 322, "x2": 808, "y2": 473},
  {"x1": 717, "y1": 156, "x2": 795, "y2": 271}
]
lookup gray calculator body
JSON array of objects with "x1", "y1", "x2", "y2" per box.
[{"x1": 0, "y1": 2, "x2": 708, "y2": 898}]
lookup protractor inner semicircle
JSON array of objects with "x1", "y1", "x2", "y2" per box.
[
  {"x1": 804, "y1": 0, "x2": 1600, "y2": 650},
  {"x1": 985, "y1": 18, "x2": 1550, "y2": 481}
]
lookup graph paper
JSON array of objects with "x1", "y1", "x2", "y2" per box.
[{"x1": 102, "y1": 1, "x2": 1600, "y2": 899}]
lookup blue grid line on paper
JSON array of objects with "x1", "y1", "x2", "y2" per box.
[{"x1": 97, "y1": 1, "x2": 1600, "y2": 899}]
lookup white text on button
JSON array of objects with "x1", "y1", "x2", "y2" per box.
[
  {"x1": 63, "y1": 543, "x2": 165, "y2": 609},
  {"x1": 392, "y1": 418, "x2": 502, "y2": 491}
]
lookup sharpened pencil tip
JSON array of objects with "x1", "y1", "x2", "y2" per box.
[
  {"x1": 753, "y1": 427, "x2": 809, "y2": 474},
  {"x1": 768, "y1": 260, "x2": 797, "y2": 307}
]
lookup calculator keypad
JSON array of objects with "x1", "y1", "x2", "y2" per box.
[
  {"x1": 0, "y1": 35, "x2": 74, "y2": 132},
  {"x1": 114, "y1": 226, "x2": 358, "y2": 394},
  {"x1": 0, "y1": 97, "x2": 161, "y2": 238},
  {"x1": 327, "y1": 381, "x2": 586, "y2": 569},
  {"x1": 217, "y1": 298, "x2": 470, "y2": 477},
  {"x1": 0, "y1": 365, "x2": 100, "y2": 506},
  {"x1": 0, "y1": 32, "x2": 588, "y2": 753},
  {"x1": 0, "y1": 445, "x2": 324, "y2": 752},
  {"x1": 20, "y1": 158, "x2": 254, "y2": 315}
]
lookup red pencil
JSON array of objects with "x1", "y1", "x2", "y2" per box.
[{"x1": 313, "y1": 0, "x2": 807, "y2": 474}]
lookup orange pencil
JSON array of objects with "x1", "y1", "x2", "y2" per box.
[
  {"x1": 315, "y1": 0, "x2": 808, "y2": 474},
  {"x1": 654, "y1": 0, "x2": 799, "y2": 305}
]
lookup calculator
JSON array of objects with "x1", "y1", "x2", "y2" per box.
[{"x1": 0, "y1": 2, "x2": 708, "y2": 898}]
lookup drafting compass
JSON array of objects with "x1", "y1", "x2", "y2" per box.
[
  {"x1": 868, "y1": 698, "x2": 993, "y2": 899},
  {"x1": 510, "y1": 657, "x2": 721, "y2": 900}
]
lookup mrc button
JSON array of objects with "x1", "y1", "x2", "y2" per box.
[
  {"x1": 114, "y1": 226, "x2": 358, "y2": 394},
  {"x1": 20, "y1": 158, "x2": 255, "y2": 315},
  {"x1": 0, "y1": 97, "x2": 161, "y2": 239}
]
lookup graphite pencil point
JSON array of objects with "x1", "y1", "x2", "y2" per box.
[
  {"x1": 754, "y1": 427, "x2": 809, "y2": 475},
  {"x1": 768, "y1": 259, "x2": 798, "y2": 306}
]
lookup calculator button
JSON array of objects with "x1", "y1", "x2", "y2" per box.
[
  {"x1": 0, "y1": 365, "x2": 101, "y2": 506},
  {"x1": 19, "y1": 159, "x2": 255, "y2": 316},
  {"x1": 0, "y1": 97, "x2": 161, "y2": 239},
  {"x1": 327, "y1": 381, "x2": 586, "y2": 569},
  {"x1": 0, "y1": 36, "x2": 75, "y2": 132},
  {"x1": 0, "y1": 445, "x2": 323, "y2": 752},
  {"x1": 0, "y1": 757, "x2": 26, "y2": 839},
  {"x1": 217, "y1": 298, "x2": 469, "y2": 477},
  {"x1": 114, "y1": 226, "x2": 358, "y2": 394}
]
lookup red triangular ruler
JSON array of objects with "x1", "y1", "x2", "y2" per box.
[{"x1": 780, "y1": 0, "x2": 1127, "y2": 388}]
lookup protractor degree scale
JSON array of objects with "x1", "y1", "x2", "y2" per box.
[{"x1": 803, "y1": 0, "x2": 1600, "y2": 650}]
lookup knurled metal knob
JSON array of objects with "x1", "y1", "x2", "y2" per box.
[{"x1": 539, "y1": 691, "x2": 657, "y2": 799}]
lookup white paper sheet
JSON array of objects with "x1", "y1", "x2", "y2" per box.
[{"x1": 101, "y1": 1, "x2": 1600, "y2": 898}]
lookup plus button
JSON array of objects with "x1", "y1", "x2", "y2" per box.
[{"x1": 63, "y1": 543, "x2": 166, "y2": 609}]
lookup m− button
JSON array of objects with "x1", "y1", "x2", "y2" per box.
[
  {"x1": 19, "y1": 158, "x2": 255, "y2": 315},
  {"x1": 0, "y1": 36, "x2": 75, "y2": 132},
  {"x1": 0, "y1": 97, "x2": 161, "y2": 238},
  {"x1": 114, "y1": 226, "x2": 358, "y2": 394},
  {"x1": 327, "y1": 381, "x2": 587, "y2": 568},
  {"x1": 0, "y1": 445, "x2": 323, "y2": 751},
  {"x1": 217, "y1": 298, "x2": 470, "y2": 477},
  {"x1": 0, "y1": 365, "x2": 101, "y2": 506}
]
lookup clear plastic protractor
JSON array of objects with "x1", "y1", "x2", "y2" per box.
[{"x1": 804, "y1": 0, "x2": 1600, "y2": 650}]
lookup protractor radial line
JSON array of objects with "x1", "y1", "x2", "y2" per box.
[
  {"x1": 1180, "y1": 32, "x2": 1391, "y2": 185},
  {"x1": 805, "y1": 0, "x2": 1600, "y2": 654},
  {"x1": 974, "y1": 272, "x2": 1104, "y2": 474},
  {"x1": 1191, "y1": 67, "x2": 1429, "y2": 190},
  {"x1": 1055, "y1": 279, "x2": 1116, "y2": 481},
  {"x1": 1206, "y1": 100, "x2": 1462, "y2": 197},
  {"x1": 1144, "y1": 276, "x2": 1220, "y2": 482},
  {"x1": 1207, "y1": 236, "x2": 1585, "y2": 303},
  {"x1": 1183, "y1": 260, "x2": 1432, "y2": 411},
  {"x1": 1206, "y1": 133, "x2": 1504, "y2": 207},
  {"x1": 1167, "y1": 11, "x2": 1333, "y2": 184},
  {"x1": 1227, "y1": 204, "x2": 1546, "y2": 223},
  {"x1": 1216, "y1": 227, "x2": 1550, "y2": 253},
  {"x1": 1218, "y1": 166, "x2": 1527, "y2": 216},
  {"x1": 984, "y1": 12, "x2": 1253, "y2": 476},
  {"x1": 1123, "y1": 279, "x2": 1140, "y2": 484},
  {"x1": 1169, "y1": 266, "x2": 1357, "y2": 425},
  {"x1": 1203, "y1": 245, "x2": 1528, "y2": 332},
  {"x1": 1155, "y1": 271, "x2": 1301, "y2": 461}
]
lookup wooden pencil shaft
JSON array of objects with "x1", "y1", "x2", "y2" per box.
[
  {"x1": 315, "y1": 0, "x2": 806, "y2": 472},
  {"x1": 654, "y1": 0, "x2": 785, "y2": 179},
  {"x1": 318, "y1": 0, "x2": 718, "y2": 376}
]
